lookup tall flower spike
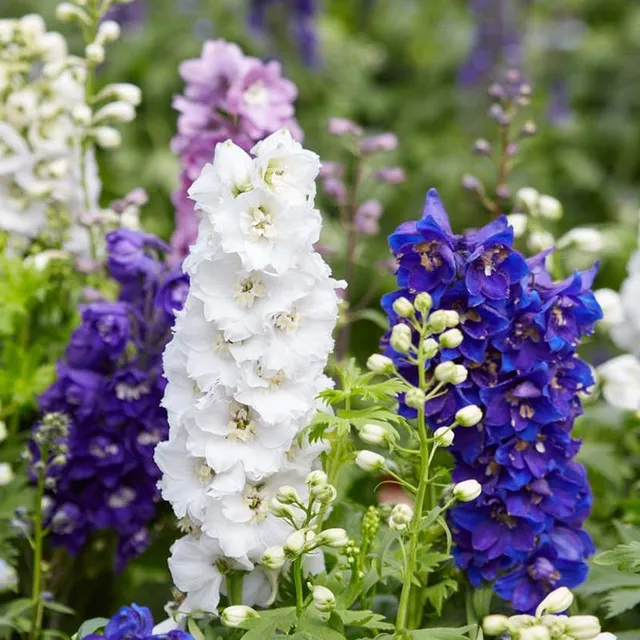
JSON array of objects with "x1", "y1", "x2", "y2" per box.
[
  {"x1": 0, "y1": 16, "x2": 100, "y2": 252},
  {"x1": 381, "y1": 188, "x2": 601, "y2": 612},
  {"x1": 156, "y1": 129, "x2": 343, "y2": 614},
  {"x1": 37, "y1": 229, "x2": 187, "y2": 571},
  {"x1": 170, "y1": 40, "x2": 301, "y2": 260}
]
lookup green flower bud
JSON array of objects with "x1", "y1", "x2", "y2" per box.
[{"x1": 392, "y1": 297, "x2": 414, "y2": 318}]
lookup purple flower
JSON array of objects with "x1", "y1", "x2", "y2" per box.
[
  {"x1": 381, "y1": 188, "x2": 600, "y2": 611},
  {"x1": 37, "y1": 232, "x2": 185, "y2": 571},
  {"x1": 104, "y1": 604, "x2": 153, "y2": 640},
  {"x1": 104, "y1": 0, "x2": 147, "y2": 32},
  {"x1": 67, "y1": 303, "x2": 131, "y2": 369}
]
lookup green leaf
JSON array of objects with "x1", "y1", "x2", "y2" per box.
[
  {"x1": 77, "y1": 617, "x2": 109, "y2": 639},
  {"x1": 422, "y1": 578, "x2": 458, "y2": 616},
  {"x1": 410, "y1": 626, "x2": 471, "y2": 639},
  {"x1": 295, "y1": 609, "x2": 346, "y2": 640},
  {"x1": 578, "y1": 565, "x2": 640, "y2": 596},
  {"x1": 577, "y1": 442, "x2": 632, "y2": 488},
  {"x1": 239, "y1": 607, "x2": 297, "y2": 639},
  {"x1": 42, "y1": 601, "x2": 74, "y2": 616},
  {"x1": 596, "y1": 542, "x2": 640, "y2": 573},
  {"x1": 1, "y1": 598, "x2": 34, "y2": 620},
  {"x1": 334, "y1": 609, "x2": 394, "y2": 630},
  {"x1": 351, "y1": 308, "x2": 389, "y2": 330},
  {"x1": 603, "y1": 588, "x2": 640, "y2": 618}
]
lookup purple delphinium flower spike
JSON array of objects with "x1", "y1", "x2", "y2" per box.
[
  {"x1": 170, "y1": 40, "x2": 301, "y2": 261},
  {"x1": 380, "y1": 189, "x2": 601, "y2": 612},
  {"x1": 37, "y1": 230, "x2": 188, "y2": 571}
]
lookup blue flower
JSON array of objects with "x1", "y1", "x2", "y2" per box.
[{"x1": 381, "y1": 188, "x2": 600, "y2": 611}]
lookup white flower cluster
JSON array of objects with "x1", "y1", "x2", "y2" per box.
[
  {"x1": 596, "y1": 217, "x2": 640, "y2": 412},
  {"x1": 0, "y1": 9, "x2": 141, "y2": 252},
  {"x1": 155, "y1": 129, "x2": 343, "y2": 614}
]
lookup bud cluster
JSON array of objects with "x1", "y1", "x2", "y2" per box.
[{"x1": 483, "y1": 587, "x2": 610, "y2": 640}]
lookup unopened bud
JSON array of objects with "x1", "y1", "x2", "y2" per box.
[
  {"x1": 97, "y1": 20, "x2": 120, "y2": 43},
  {"x1": 558, "y1": 227, "x2": 603, "y2": 253},
  {"x1": 519, "y1": 626, "x2": 551, "y2": 640},
  {"x1": 0, "y1": 463, "x2": 14, "y2": 487},
  {"x1": 507, "y1": 212, "x2": 528, "y2": 238},
  {"x1": 390, "y1": 324, "x2": 412, "y2": 353},
  {"x1": 261, "y1": 545, "x2": 285, "y2": 570},
  {"x1": 426, "y1": 310, "x2": 448, "y2": 334},
  {"x1": 389, "y1": 503, "x2": 413, "y2": 532},
  {"x1": 312, "y1": 585, "x2": 336, "y2": 612},
  {"x1": 269, "y1": 498, "x2": 296, "y2": 520},
  {"x1": 483, "y1": 614, "x2": 510, "y2": 635},
  {"x1": 317, "y1": 528, "x2": 349, "y2": 549},
  {"x1": 359, "y1": 423, "x2": 388, "y2": 446},
  {"x1": 306, "y1": 470, "x2": 328, "y2": 491},
  {"x1": 276, "y1": 486, "x2": 302, "y2": 505},
  {"x1": 0, "y1": 421, "x2": 6, "y2": 443},
  {"x1": 565, "y1": 616, "x2": 601, "y2": 639},
  {"x1": 434, "y1": 362, "x2": 468, "y2": 385},
  {"x1": 453, "y1": 479, "x2": 482, "y2": 502},
  {"x1": 434, "y1": 426, "x2": 454, "y2": 447},
  {"x1": 462, "y1": 174, "x2": 483, "y2": 193},
  {"x1": 392, "y1": 297, "x2": 414, "y2": 318},
  {"x1": 422, "y1": 338, "x2": 439, "y2": 359},
  {"x1": 473, "y1": 138, "x2": 492, "y2": 155},
  {"x1": 85, "y1": 43, "x2": 105, "y2": 64},
  {"x1": 439, "y1": 328, "x2": 463, "y2": 348},
  {"x1": 315, "y1": 485, "x2": 337, "y2": 505},
  {"x1": 56, "y1": 3, "x2": 89, "y2": 23},
  {"x1": 528, "y1": 231, "x2": 555, "y2": 253},
  {"x1": 91, "y1": 127, "x2": 122, "y2": 148},
  {"x1": 71, "y1": 104, "x2": 92, "y2": 126},
  {"x1": 404, "y1": 387, "x2": 426, "y2": 410},
  {"x1": 355, "y1": 450, "x2": 385, "y2": 472},
  {"x1": 538, "y1": 195, "x2": 563, "y2": 220},
  {"x1": 93, "y1": 101, "x2": 136, "y2": 124},
  {"x1": 507, "y1": 615, "x2": 538, "y2": 631},
  {"x1": 516, "y1": 187, "x2": 540, "y2": 212},
  {"x1": 455, "y1": 405, "x2": 483, "y2": 427},
  {"x1": 366, "y1": 354, "x2": 394, "y2": 374},
  {"x1": 221, "y1": 605, "x2": 258, "y2": 628},
  {"x1": 414, "y1": 292, "x2": 433, "y2": 314},
  {"x1": 284, "y1": 528, "x2": 315, "y2": 558},
  {"x1": 535, "y1": 587, "x2": 574, "y2": 616}
]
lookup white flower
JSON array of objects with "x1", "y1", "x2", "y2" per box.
[
  {"x1": 507, "y1": 212, "x2": 528, "y2": 237},
  {"x1": 159, "y1": 133, "x2": 338, "y2": 609},
  {"x1": 535, "y1": 586, "x2": 574, "y2": 616},
  {"x1": 155, "y1": 430, "x2": 246, "y2": 522},
  {"x1": 168, "y1": 534, "x2": 253, "y2": 613},
  {"x1": 201, "y1": 471, "x2": 307, "y2": 559},
  {"x1": 0, "y1": 559, "x2": 17, "y2": 593},
  {"x1": 558, "y1": 227, "x2": 603, "y2": 252},
  {"x1": 252, "y1": 128, "x2": 320, "y2": 203},
  {"x1": 213, "y1": 188, "x2": 321, "y2": 273},
  {"x1": 597, "y1": 354, "x2": 640, "y2": 412},
  {"x1": 355, "y1": 450, "x2": 385, "y2": 472},
  {"x1": 0, "y1": 463, "x2": 13, "y2": 487},
  {"x1": 594, "y1": 288, "x2": 624, "y2": 329},
  {"x1": 189, "y1": 140, "x2": 253, "y2": 208},
  {"x1": 312, "y1": 585, "x2": 336, "y2": 612}
]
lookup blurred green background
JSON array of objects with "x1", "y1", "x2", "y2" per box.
[{"x1": 5, "y1": 0, "x2": 640, "y2": 628}]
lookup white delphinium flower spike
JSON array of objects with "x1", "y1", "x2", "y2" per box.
[{"x1": 156, "y1": 129, "x2": 342, "y2": 614}]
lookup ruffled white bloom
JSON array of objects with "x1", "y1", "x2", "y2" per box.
[
  {"x1": 597, "y1": 354, "x2": 640, "y2": 412},
  {"x1": 158, "y1": 130, "x2": 341, "y2": 614},
  {"x1": 0, "y1": 20, "x2": 102, "y2": 251}
]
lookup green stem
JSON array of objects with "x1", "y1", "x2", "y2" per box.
[
  {"x1": 395, "y1": 341, "x2": 431, "y2": 633},
  {"x1": 293, "y1": 558, "x2": 304, "y2": 616},
  {"x1": 226, "y1": 572, "x2": 244, "y2": 607},
  {"x1": 30, "y1": 469, "x2": 46, "y2": 640}
]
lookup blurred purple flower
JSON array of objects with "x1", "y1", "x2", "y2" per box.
[
  {"x1": 249, "y1": 0, "x2": 319, "y2": 67},
  {"x1": 104, "y1": 0, "x2": 147, "y2": 31}
]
